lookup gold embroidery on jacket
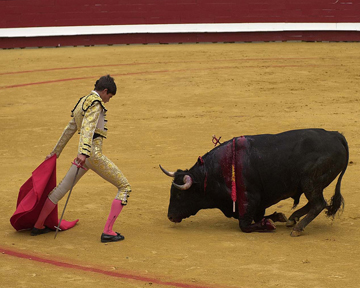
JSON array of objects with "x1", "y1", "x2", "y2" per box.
[
  {"x1": 78, "y1": 103, "x2": 101, "y2": 156},
  {"x1": 52, "y1": 93, "x2": 108, "y2": 157}
]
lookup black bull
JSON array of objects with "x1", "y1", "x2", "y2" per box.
[{"x1": 160, "y1": 129, "x2": 349, "y2": 236}]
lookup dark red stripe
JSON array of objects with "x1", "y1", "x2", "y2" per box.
[
  {"x1": 0, "y1": 63, "x2": 337, "y2": 90},
  {"x1": 1, "y1": 247, "x2": 218, "y2": 288},
  {"x1": 0, "y1": 57, "x2": 317, "y2": 76}
]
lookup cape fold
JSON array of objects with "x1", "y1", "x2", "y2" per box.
[{"x1": 10, "y1": 155, "x2": 78, "y2": 231}]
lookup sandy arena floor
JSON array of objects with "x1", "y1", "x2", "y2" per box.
[{"x1": 0, "y1": 42, "x2": 359, "y2": 288}]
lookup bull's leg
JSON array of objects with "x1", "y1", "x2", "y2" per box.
[
  {"x1": 254, "y1": 208, "x2": 265, "y2": 222},
  {"x1": 286, "y1": 202, "x2": 311, "y2": 227},
  {"x1": 239, "y1": 217, "x2": 276, "y2": 233},
  {"x1": 254, "y1": 209, "x2": 287, "y2": 223},
  {"x1": 239, "y1": 199, "x2": 276, "y2": 233},
  {"x1": 264, "y1": 212, "x2": 288, "y2": 223},
  {"x1": 291, "y1": 193, "x2": 327, "y2": 237}
]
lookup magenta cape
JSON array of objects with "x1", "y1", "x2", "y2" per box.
[{"x1": 10, "y1": 155, "x2": 78, "y2": 231}]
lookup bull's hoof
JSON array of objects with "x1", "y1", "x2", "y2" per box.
[
  {"x1": 263, "y1": 219, "x2": 276, "y2": 231},
  {"x1": 290, "y1": 229, "x2": 302, "y2": 237},
  {"x1": 286, "y1": 219, "x2": 296, "y2": 227}
]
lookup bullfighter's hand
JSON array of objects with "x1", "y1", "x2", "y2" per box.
[
  {"x1": 75, "y1": 153, "x2": 87, "y2": 166},
  {"x1": 45, "y1": 152, "x2": 55, "y2": 160}
]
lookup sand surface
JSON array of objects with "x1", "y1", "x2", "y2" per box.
[{"x1": 1, "y1": 42, "x2": 359, "y2": 288}]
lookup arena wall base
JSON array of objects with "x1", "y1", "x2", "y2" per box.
[{"x1": 2, "y1": 31, "x2": 360, "y2": 49}]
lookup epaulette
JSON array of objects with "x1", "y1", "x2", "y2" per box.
[
  {"x1": 71, "y1": 96, "x2": 85, "y2": 115},
  {"x1": 82, "y1": 93, "x2": 107, "y2": 112}
]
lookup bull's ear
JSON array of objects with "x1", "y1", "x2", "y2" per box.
[{"x1": 197, "y1": 156, "x2": 204, "y2": 166}]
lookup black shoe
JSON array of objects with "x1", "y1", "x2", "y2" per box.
[
  {"x1": 31, "y1": 226, "x2": 52, "y2": 236},
  {"x1": 101, "y1": 232, "x2": 125, "y2": 243}
]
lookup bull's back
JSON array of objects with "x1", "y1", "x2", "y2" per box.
[{"x1": 243, "y1": 129, "x2": 348, "y2": 205}]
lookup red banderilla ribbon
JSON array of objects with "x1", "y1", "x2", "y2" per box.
[{"x1": 231, "y1": 138, "x2": 237, "y2": 212}]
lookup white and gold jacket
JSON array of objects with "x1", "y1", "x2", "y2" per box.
[{"x1": 52, "y1": 91, "x2": 108, "y2": 157}]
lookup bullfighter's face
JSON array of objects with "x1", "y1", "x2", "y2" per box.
[{"x1": 99, "y1": 89, "x2": 114, "y2": 103}]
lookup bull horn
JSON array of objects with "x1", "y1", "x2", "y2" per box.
[
  {"x1": 172, "y1": 175, "x2": 193, "y2": 190},
  {"x1": 159, "y1": 165, "x2": 175, "y2": 177}
]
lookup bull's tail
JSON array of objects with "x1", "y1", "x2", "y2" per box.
[{"x1": 325, "y1": 135, "x2": 349, "y2": 217}]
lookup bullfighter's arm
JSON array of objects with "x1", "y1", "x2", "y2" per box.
[{"x1": 50, "y1": 117, "x2": 78, "y2": 158}]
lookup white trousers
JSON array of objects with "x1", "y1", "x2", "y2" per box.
[{"x1": 48, "y1": 137, "x2": 131, "y2": 204}]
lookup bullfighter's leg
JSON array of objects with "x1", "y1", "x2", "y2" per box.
[
  {"x1": 86, "y1": 137, "x2": 131, "y2": 240},
  {"x1": 286, "y1": 202, "x2": 311, "y2": 227},
  {"x1": 291, "y1": 191, "x2": 327, "y2": 237},
  {"x1": 32, "y1": 162, "x2": 88, "y2": 235}
]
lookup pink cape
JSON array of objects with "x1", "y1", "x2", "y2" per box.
[{"x1": 10, "y1": 155, "x2": 78, "y2": 231}]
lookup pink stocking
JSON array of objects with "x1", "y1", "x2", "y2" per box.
[
  {"x1": 103, "y1": 199, "x2": 123, "y2": 236},
  {"x1": 34, "y1": 197, "x2": 56, "y2": 229}
]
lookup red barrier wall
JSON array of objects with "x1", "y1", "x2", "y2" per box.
[
  {"x1": 1, "y1": 0, "x2": 360, "y2": 48},
  {"x1": 1, "y1": 0, "x2": 360, "y2": 27}
]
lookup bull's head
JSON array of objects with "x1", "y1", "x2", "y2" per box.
[{"x1": 160, "y1": 165, "x2": 203, "y2": 223}]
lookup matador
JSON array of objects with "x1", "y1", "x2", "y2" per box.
[{"x1": 31, "y1": 75, "x2": 131, "y2": 243}]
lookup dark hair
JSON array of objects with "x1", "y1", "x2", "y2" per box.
[{"x1": 94, "y1": 75, "x2": 117, "y2": 95}]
